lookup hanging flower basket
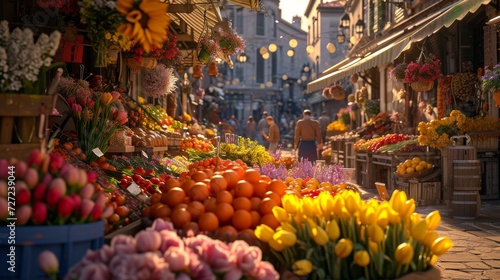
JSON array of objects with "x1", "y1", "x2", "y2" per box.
[
  {"x1": 411, "y1": 80, "x2": 434, "y2": 92},
  {"x1": 330, "y1": 84, "x2": 346, "y2": 100},
  {"x1": 124, "y1": 57, "x2": 158, "y2": 70}
]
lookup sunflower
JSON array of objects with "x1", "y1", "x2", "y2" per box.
[{"x1": 116, "y1": 0, "x2": 170, "y2": 53}]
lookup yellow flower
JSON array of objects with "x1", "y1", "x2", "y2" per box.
[
  {"x1": 280, "y1": 222, "x2": 297, "y2": 233},
  {"x1": 368, "y1": 224, "x2": 385, "y2": 243},
  {"x1": 369, "y1": 240, "x2": 379, "y2": 254},
  {"x1": 375, "y1": 205, "x2": 389, "y2": 228},
  {"x1": 395, "y1": 243, "x2": 414, "y2": 265},
  {"x1": 116, "y1": 0, "x2": 170, "y2": 53},
  {"x1": 422, "y1": 231, "x2": 438, "y2": 248},
  {"x1": 359, "y1": 205, "x2": 376, "y2": 225},
  {"x1": 431, "y1": 236, "x2": 454, "y2": 256},
  {"x1": 268, "y1": 238, "x2": 285, "y2": 251},
  {"x1": 411, "y1": 220, "x2": 427, "y2": 241},
  {"x1": 255, "y1": 224, "x2": 275, "y2": 242},
  {"x1": 100, "y1": 92, "x2": 113, "y2": 106},
  {"x1": 318, "y1": 191, "x2": 334, "y2": 216},
  {"x1": 301, "y1": 196, "x2": 316, "y2": 218},
  {"x1": 272, "y1": 207, "x2": 289, "y2": 223},
  {"x1": 425, "y1": 210, "x2": 441, "y2": 231},
  {"x1": 399, "y1": 199, "x2": 415, "y2": 219},
  {"x1": 354, "y1": 250, "x2": 370, "y2": 267},
  {"x1": 325, "y1": 220, "x2": 340, "y2": 241},
  {"x1": 389, "y1": 189, "x2": 407, "y2": 213},
  {"x1": 335, "y1": 238, "x2": 353, "y2": 258},
  {"x1": 429, "y1": 254, "x2": 438, "y2": 265},
  {"x1": 345, "y1": 191, "x2": 361, "y2": 214},
  {"x1": 310, "y1": 225, "x2": 329, "y2": 246},
  {"x1": 273, "y1": 230, "x2": 297, "y2": 247},
  {"x1": 292, "y1": 259, "x2": 313, "y2": 276},
  {"x1": 282, "y1": 193, "x2": 300, "y2": 214}
]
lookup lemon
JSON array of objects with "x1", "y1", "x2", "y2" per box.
[
  {"x1": 427, "y1": 163, "x2": 433, "y2": 169},
  {"x1": 397, "y1": 168, "x2": 406, "y2": 175},
  {"x1": 415, "y1": 165, "x2": 424, "y2": 172},
  {"x1": 419, "y1": 161, "x2": 428, "y2": 167},
  {"x1": 406, "y1": 167, "x2": 415, "y2": 173},
  {"x1": 412, "y1": 157, "x2": 421, "y2": 164},
  {"x1": 404, "y1": 160, "x2": 413, "y2": 167}
]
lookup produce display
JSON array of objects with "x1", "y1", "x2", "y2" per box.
[
  {"x1": 396, "y1": 156, "x2": 434, "y2": 176},
  {"x1": 220, "y1": 137, "x2": 274, "y2": 167},
  {"x1": 180, "y1": 136, "x2": 215, "y2": 153},
  {"x1": 326, "y1": 120, "x2": 348, "y2": 132},
  {"x1": 354, "y1": 134, "x2": 412, "y2": 152}
]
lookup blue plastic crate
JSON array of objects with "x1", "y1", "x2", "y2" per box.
[{"x1": 0, "y1": 221, "x2": 104, "y2": 280}]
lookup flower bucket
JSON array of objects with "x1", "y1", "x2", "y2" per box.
[
  {"x1": 198, "y1": 47, "x2": 212, "y2": 64},
  {"x1": 0, "y1": 221, "x2": 104, "y2": 280},
  {"x1": 94, "y1": 43, "x2": 108, "y2": 68},
  {"x1": 411, "y1": 80, "x2": 434, "y2": 92},
  {"x1": 107, "y1": 48, "x2": 120, "y2": 64}
]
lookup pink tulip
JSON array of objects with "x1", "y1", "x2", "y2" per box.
[
  {"x1": 163, "y1": 246, "x2": 189, "y2": 271},
  {"x1": 94, "y1": 192, "x2": 106, "y2": 209},
  {"x1": 76, "y1": 169, "x2": 88, "y2": 188},
  {"x1": 78, "y1": 199, "x2": 94, "y2": 219},
  {"x1": 25, "y1": 168, "x2": 39, "y2": 189},
  {"x1": 27, "y1": 149, "x2": 44, "y2": 167},
  {"x1": 136, "y1": 230, "x2": 162, "y2": 252},
  {"x1": 79, "y1": 183, "x2": 94, "y2": 200},
  {"x1": 16, "y1": 188, "x2": 31, "y2": 205},
  {"x1": 69, "y1": 194, "x2": 82, "y2": 210},
  {"x1": 206, "y1": 241, "x2": 232, "y2": 272},
  {"x1": 38, "y1": 250, "x2": 59, "y2": 276},
  {"x1": 32, "y1": 202, "x2": 48, "y2": 224},
  {"x1": 72, "y1": 103, "x2": 82, "y2": 114},
  {"x1": 14, "y1": 160, "x2": 28, "y2": 180},
  {"x1": 67, "y1": 97, "x2": 76, "y2": 106},
  {"x1": 86, "y1": 171, "x2": 97, "y2": 183},
  {"x1": 0, "y1": 181, "x2": 7, "y2": 197},
  {"x1": 101, "y1": 205, "x2": 114, "y2": 220},
  {"x1": 49, "y1": 154, "x2": 64, "y2": 173},
  {"x1": 16, "y1": 205, "x2": 32, "y2": 225},
  {"x1": 0, "y1": 197, "x2": 8, "y2": 219},
  {"x1": 0, "y1": 159, "x2": 9, "y2": 179},
  {"x1": 15, "y1": 180, "x2": 28, "y2": 191},
  {"x1": 57, "y1": 195, "x2": 75, "y2": 219},
  {"x1": 49, "y1": 177, "x2": 67, "y2": 196},
  {"x1": 61, "y1": 165, "x2": 80, "y2": 188},
  {"x1": 115, "y1": 110, "x2": 128, "y2": 125},
  {"x1": 45, "y1": 187, "x2": 62, "y2": 207},
  {"x1": 33, "y1": 183, "x2": 47, "y2": 202},
  {"x1": 111, "y1": 91, "x2": 120, "y2": 101},
  {"x1": 42, "y1": 173, "x2": 53, "y2": 186},
  {"x1": 90, "y1": 204, "x2": 102, "y2": 221},
  {"x1": 87, "y1": 101, "x2": 95, "y2": 109}
]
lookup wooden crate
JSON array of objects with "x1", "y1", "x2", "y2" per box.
[
  {"x1": 355, "y1": 152, "x2": 372, "y2": 188},
  {"x1": 0, "y1": 94, "x2": 55, "y2": 160},
  {"x1": 441, "y1": 146, "x2": 477, "y2": 206},
  {"x1": 344, "y1": 141, "x2": 356, "y2": 168},
  {"x1": 395, "y1": 179, "x2": 441, "y2": 206},
  {"x1": 451, "y1": 191, "x2": 480, "y2": 219},
  {"x1": 453, "y1": 160, "x2": 481, "y2": 191},
  {"x1": 330, "y1": 139, "x2": 345, "y2": 165}
]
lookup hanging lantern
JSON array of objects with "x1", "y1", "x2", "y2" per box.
[
  {"x1": 350, "y1": 73, "x2": 358, "y2": 84},
  {"x1": 177, "y1": 65, "x2": 186, "y2": 74},
  {"x1": 208, "y1": 60, "x2": 218, "y2": 76},
  {"x1": 193, "y1": 64, "x2": 204, "y2": 78}
]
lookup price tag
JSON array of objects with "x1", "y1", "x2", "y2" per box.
[
  {"x1": 141, "y1": 150, "x2": 149, "y2": 158},
  {"x1": 127, "y1": 182, "x2": 142, "y2": 195},
  {"x1": 92, "y1": 148, "x2": 104, "y2": 157}
]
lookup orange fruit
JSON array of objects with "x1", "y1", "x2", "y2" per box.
[
  {"x1": 181, "y1": 179, "x2": 196, "y2": 193},
  {"x1": 234, "y1": 180, "x2": 253, "y2": 198},
  {"x1": 198, "y1": 212, "x2": 219, "y2": 232},
  {"x1": 173, "y1": 203, "x2": 188, "y2": 211},
  {"x1": 150, "y1": 203, "x2": 171, "y2": 219},
  {"x1": 268, "y1": 179, "x2": 287, "y2": 197},
  {"x1": 150, "y1": 193, "x2": 162, "y2": 205},
  {"x1": 250, "y1": 210, "x2": 261, "y2": 228},
  {"x1": 161, "y1": 187, "x2": 186, "y2": 207},
  {"x1": 182, "y1": 222, "x2": 199, "y2": 235},
  {"x1": 170, "y1": 208, "x2": 191, "y2": 228},
  {"x1": 253, "y1": 180, "x2": 269, "y2": 198},
  {"x1": 191, "y1": 171, "x2": 209, "y2": 182},
  {"x1": 216, "y1": 190, "x2": 233, "y2": 204},
  {"x1": 250, "y1": 197, "x2": 261, "y2": 211},
  {"x1": 204, "y1": 197, "x2": 218, "y2": 212},
  {"x1": 244, "y1": 168, "x2": 260, "y2": 184},
  {"x1": 260, "y1": 175, "x2": 272, "y2": 183},
  {"x1": 218, "y1": 225, "x2": 238, "y2": 242},
  {"x1": 142, "y1": 206, "x2": 151, "y2": 218},
  {"x1": 232, "y1": 197, "x2": 252, "y2": 211},
  {"x1": 215, "y1": 203, "x2": 234, "y2": 224},
  {"x1": 265, "y1": 191, "x2": 282, "y2": 206},
  {"x1": 232, "y1": 210, "x2": 252, "y2": 230},
  {"x1": 259, "y1": 197, "x2": 278, "y2": 215},
  {"x1": 203, "y1": 169, "x2": 214, "y2": 178},
  {"x1": 210, "y1": 175, "x2": 227, "y2": 193},
  {"x1": 260, "y1": 213, "x2": 280, "y2": 229},
  {"x1": 188, "y1": 182, "x2": 209, "y2": 201},
  {"x1": 163, "y1": 178, "x2": 181, "y2": 191},
  {"x1": 232, "y1": 166, "x2": 246, "y2": 180},
  {"x1": 187, "y1": 201, "x2": 205, "y2": 221},
  {"x1": 222, "y1": 170, "x2": 239, "y2": 190}
]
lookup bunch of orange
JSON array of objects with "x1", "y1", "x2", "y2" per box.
[{"x1": 142, "y1": 159, "x2": 290, "y2": 243}]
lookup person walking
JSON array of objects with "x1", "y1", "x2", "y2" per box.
[
  {"x1": 318, "y1": 111, "x2": 331, "y2": 142},
  {"x1": 257, "y1": 111, "x2": 269, "y2": 147},
  {"x1": 245, "y1": 116, "x2": 257, "y2": 140},
  {"x1": 261, "y1": 116, "x2": 280, "y2": 153},
  {"x1": 293, "y1": 109, "x2": 323, "y2": 162}
]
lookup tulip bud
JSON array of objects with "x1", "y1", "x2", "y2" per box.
[
  {"x1": 16, "y1": 205, "x2": 32, "y2": 225},
  {"x1": 359, "y1": 205, "x2": 375, "y2": 225},
  {"x1": 431, "y1": 236, "x2": 453, "y2": 256},
  {"x1": 45, "y1": 187, "x2": 62, "y2": 208},
  {"x1": 399, "y1": 198, "x2": 415, "y2": 219},
  {"x1": 33, "y1": 183, "x2": 46, "y2": 202},
  {"x1": 14, "y1": 161, "x2": 28, "y2": 180},
  {"x1": 376, "y1": 206, "x2": 389, "y2": 228},
  {"x1": 292, "y1": 259, "x2": 313, "y2": 276},
  {"x1": 368, "y1": 224, "x2": 385, "y2": 243},
  {"x1": 273, "y1": 230, "x2": 297, "y2": 247},
  {"x1": 77, "y1": 169, "x2": 88, "y2": 188},
  {"x1": 16, "y1": 188, "x2": 31, "y2": 205},
  {"x1": 388, "y1": 207, "x2": 401, "y2": 225},
  {"x1": 24, "y1": 168, "x2": 39, "y2": 189},
  {"x1": 335, "y1": 238, "x2": 353, "y2": 258},
  {"x1": 425, "y1": 210, "x2": 441, "y2": 231},
  {"x1": 368, "y1": 240, "x2": 378, "y2": 254},
  {"x1": 38, "y1": 250, "x2": 59, "y2": 276},
  {"x1": 422, "y1": 231, "x2": 438, "y2": 248},
  {"x1": 345, "y1": 191, "x2": 361, "y2": 214},
  {"x1": 101, "y1": 205, "x2": 114, "y2": 219},
  {"x1": 95, "y1": 193, "x2": 106, "y2": 209},
  {"x1": 325, "y1": 220, "x2": 340, "y2": 241},
  {"x1": 389, "y1": 189, "x2": 407, "y2": 213},
  {"x1": 87, "y1": 171, "x2": 97, "y2": 183},
  {"x1": 79, "y1": 199, "x2": 95, "y2": 219},
  {"x1": 301, "y1": 197, "x2": 316, "y2": 218},
  {"x1": 57, "y1": 195, "x2": 75, "y2": 219},
  {"x1": 49, "y1": 178, "x2": 67, "y2": 196},
  {"x1": 332, "y1": 196, "x2": 346, "y2": 217},
  {"x1": 32, "y1": 202, "x2": 48, "y2": 225},
  {"x1": 90, "y1": 204, "x2": 102, "y2": 221},
  {"x1": 280, "y1": 222, "x2": 297, "y2": 233},
  {"x1": 79, "y1": 183, "x2": 95, "y2": 200},
  {"x1": 268, "y1": 238, "x2": 285, "y2": 251},
  {"x1": 354, "y1": 250, "x2": 370, "y2": 267},
  {"x1": 27, "y1": 149, "x2": 44, "y2": 167},
  {"x1": 429, "y1": 254, "x2": 438, "y2": 265},
  {"x1": 282, "y1": 193, "x2": 300, "y2": 214},
  {"x1": 411, "y1": 219, "x2": 427, "y2": 241},
  {"x1": 272, "y1": 206, "x2": 289, "y2": 223},
  {"x1": 395, "y1": 242, "x2": 414, "y2": 265},
  {"x1": 311, "y1": 226, "x2": 329, "y2": 246},
  {"x1": 318, "y1": 191, "x2": 334, "y2": 215},
  {"x1": 255, "y1": 224, "x2": 275, "y2": 242},
  {"x1": 61, "y1": 165, "x2": 80, "y2": 188}
]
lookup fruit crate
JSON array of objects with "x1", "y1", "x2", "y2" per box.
[
  {"x1": 355, "y1": 152, "x2": 372, "y2": 188},
  {"x1": 394, "y1": 179, "x2": 442, "y2": 206},
  {"x1": 345, "y1": 141, "x2": 356, "y2": 168},
  {"x1": 330, "y1": 139, "x2": 345, "y2": 165},
  {"x1": 441, "y1": 145, "x2": 477, "y2": 206}
]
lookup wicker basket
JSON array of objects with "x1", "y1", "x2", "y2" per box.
[
  {"x1": 411, "y1": 80, "x2": 434, "y2": 92},
  {"x1": 124, "y1": 57, "x2": 157, "y2": 70},
  {"x1": 394, "y1": 167, "x2": 434, "y2": 180}
]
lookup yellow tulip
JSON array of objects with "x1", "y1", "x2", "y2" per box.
[
  {"x1": 411, "y1": 219, "x2": 427, "y2": 241},
  {"x1": 410, "y1": 213, "x2": 422, "y2": 230},
  {"x1": 282, "y1": 193, "x2": 300, "y2": 214},
  {"x1": 431, "y1": 236, "x2": 454, "y2": 256},
  {"x1": 100, "y1": 92, "x2": 113, "y2": 106},
  {"x1": 281, "y1": 222, "x2": 297, "y2": 233},
  {"x1": 332, "y1": 196, "x2": 346, "y2": 217},
  {"x1": 292, "y1": 259, "x2": 313, "y2": 276},
  {"x1": 376, "y1": 206, "x2": 389, "y2": 228},
  {"x1": 429, "y1": 254, "x2": 438, "y2": 265},
  {"x1": 345, "y1": 191, "x2": 361, "y2": 214},
  {"x1": 368, "y1": 224, "x2": 385, "y2": 243},
  {"x1": 389, "y1": 189, "x2": 407, "y2": 213},
  {"x1": 388, "y1": 207, "x2": 401, "y2": 225},
  {"x1": 326, "y1": 220, "x2": 340, "y2": 241},
  {"x1": 395, "y1": 243, "x2": 414, "y2": 265},
  {"x1": 301, "y1": 197, "x2": 316, "y2": 218},
  {"x1": 272, "y1": 206, "x2": 289, "y2": 223},
  {"x1": 422, "y1": 231, "x2": 438, "y2": 248},
  {"x1": 268, "y1": 238, "x2": 285, "y2": 251},
  {"x1": 318, "y1": 191, "x2": 334, "y2": 216},
  {"x1": 335, "y1": 238, "x2": 353, "y2": 258},
  {"x1": 255, "y1": 224, "x2": 275, "y2": 242},
  {"x1": 359, "y1": 205, "x2": 376, "y2": 225},
  {"x1": 273, "y1": 230, "x2": 297, "y2": 247},
  {"x1": 354, "y1": 250, "x2": 370, "y2": 267},
  {"x1": 310, "y1": 225, "x2": 329, "y2": 246},
  {"x1": 425, "y1": 210, "x2": 441, "y2": 231},
  {"x1": 369, "y1": 240, "x2": 379, "y2": 254}
]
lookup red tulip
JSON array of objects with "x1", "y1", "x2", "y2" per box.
[
  {"x1": 79, "y1": 183, "x2": 94, "y2": 200},
  {"x1": 42, "y1": 173, "x2": 53, "y2": 186},
  {"x1": 90, "y1": 204, "x2": 102, "y2": 221},
  {"x1": 27, "y1": 149, "x2": 44, "y2": 167},
  {"x1": 32, "y1": 202, "x2": 48, "y2": 224},
  {"x1": 45, "y1": 187, "x2": 62, "y2": 208},
  {"x1": 49, "y1": 178, "x2": 67, "y2": 196},
  {"x1": 61, "y1": 165, "x2": 79, "y2": 188},
  {"x1": 94, "y1": 193, "x2": 106, "y2": 209},
  {"x1": 101, "y1": 205, "x2": 114, "y2": 220},
  {"x1": 16, "y1": 188, "x2": 31, "y2": 205},
  {"x1": 86, "y1": 171, "x2": 97, "y2": 183},
  {"x1": 49, "y1": 154, "x2": 65, "y2": 173},
  {"x1": 57, "y1": 196, "x2": 75, "y2": 219},
  {"x1": 25, "y1": 168, "x2": 39, "y2": 189},
  {"x1": 69, "y1": 194, "x2": 82, "y2": 210},
  {"x1": 16, "y1": 205, "x2": 32, "y2": 225},
  {"x1": 33, "y1": 183, "x2": 47, "y2": 202},
  {"x1": 79, "y1": 199, "x2": 94, "y2": 219},
  {"x1": 14, "y1": 161, "x2": 28, "y2": 180}
]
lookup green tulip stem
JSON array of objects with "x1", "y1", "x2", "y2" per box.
[
  {"x1": 323, "y1": 244, "x2": 334, "y2": 277},
  {"x1": 333, "y1": 257, "x2": 341, "y2": 280},
  {"x1": 395, "y1": 264, "x2": 402, "y2": 278},
  {"x1": 364, "y1": 266, "x2": 370, "y2": 280}
]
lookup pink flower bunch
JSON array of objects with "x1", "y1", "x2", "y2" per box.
[
  {"x1": 404, "y1": 53, "x2": 442, "y2": 83},
  {"x1": 125, "y1": 32, "x2": 181, "y2": 66},
  {"x1": 142, "y1": 64, "x2": 171, "y2": 98},
  {"x1": 66, "y1": 218, "x2": 279, "y2": 280},
  {"x1": 0, "y1": 150, "x2": 113, "y2": 226}
]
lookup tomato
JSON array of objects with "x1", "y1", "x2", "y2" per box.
[
  {"x1": 115, "y1": 206, "x2": 130, "y2": 218},
  {"x1": 134, "y1": 167, "x2": 146, "y2": 175}
]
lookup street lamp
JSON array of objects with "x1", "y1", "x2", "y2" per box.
[
  {"x1": 355, "y1": 19, "x2": 365, "y2": 34},
  {"x1": 237, "y1": 53, "x2": 248, "y2": 63},
  {"x1": 340, "y1": 13, "x2": 350, "y2": 28},
  {"x1": 337, "y1": 31, "x2": 346, "y2": 43}
]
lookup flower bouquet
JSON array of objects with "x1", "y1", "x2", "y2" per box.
[
  {"x1": 389, "y1": 62, "x2": 408, "y2": 82},
  {"x1": 124, "y1": 32, "x2": 181, "y2": 69},
  {"x1": 481, "y1": 63, "x2": 500, "y2": 107},
  {"x1": 417, "y1": 110, "x2": 466, "y2": 149},
  {"x1": 404, "y1": 51, "x2": 442, "y2": 91},
  {"x1": 255, "y1": 189, "x2": 453, "y2": 279},
  {"x1": 66, "y1": 218, "x2": 279, "y2": 280}
]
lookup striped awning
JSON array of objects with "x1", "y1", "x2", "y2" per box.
[
  {"x1": 307, "y1": 0, "x2": 491, "y2": 93},
  {"x1": 227, "y1": 0, "x2": 261, "y2": 11}
]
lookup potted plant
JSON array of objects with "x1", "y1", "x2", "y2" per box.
[
  {"x1": 404, "y1": 51, "x2": 442, "y2": 91},
  {"x1": 198, "y1": 35, "x2": 220, "y2": 64}
]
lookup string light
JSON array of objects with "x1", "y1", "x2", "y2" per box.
[
  {"x1": 268, "y1": 43, "x2": 278, "y2": 52},
  {"x1": 289, "y1": 39, "x2": 298, "y2": 48}
]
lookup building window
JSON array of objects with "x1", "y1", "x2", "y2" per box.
[
  {"x1": 236, "y1": 8, "x2": 243, "y2": 34},
  {"x1": 257, "y1": 13, "x2": 265, "y2": 36},
  {"x1": 256, "y1": 49, "x2": 264, "y2": 83}
]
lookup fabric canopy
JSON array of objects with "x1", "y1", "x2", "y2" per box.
[
  {"x1": 306, "y1": 0, "x2": 491, "y2": 93},
  {"x1": 227, "y1": 0, "x2": 261, "y2": 11}
]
